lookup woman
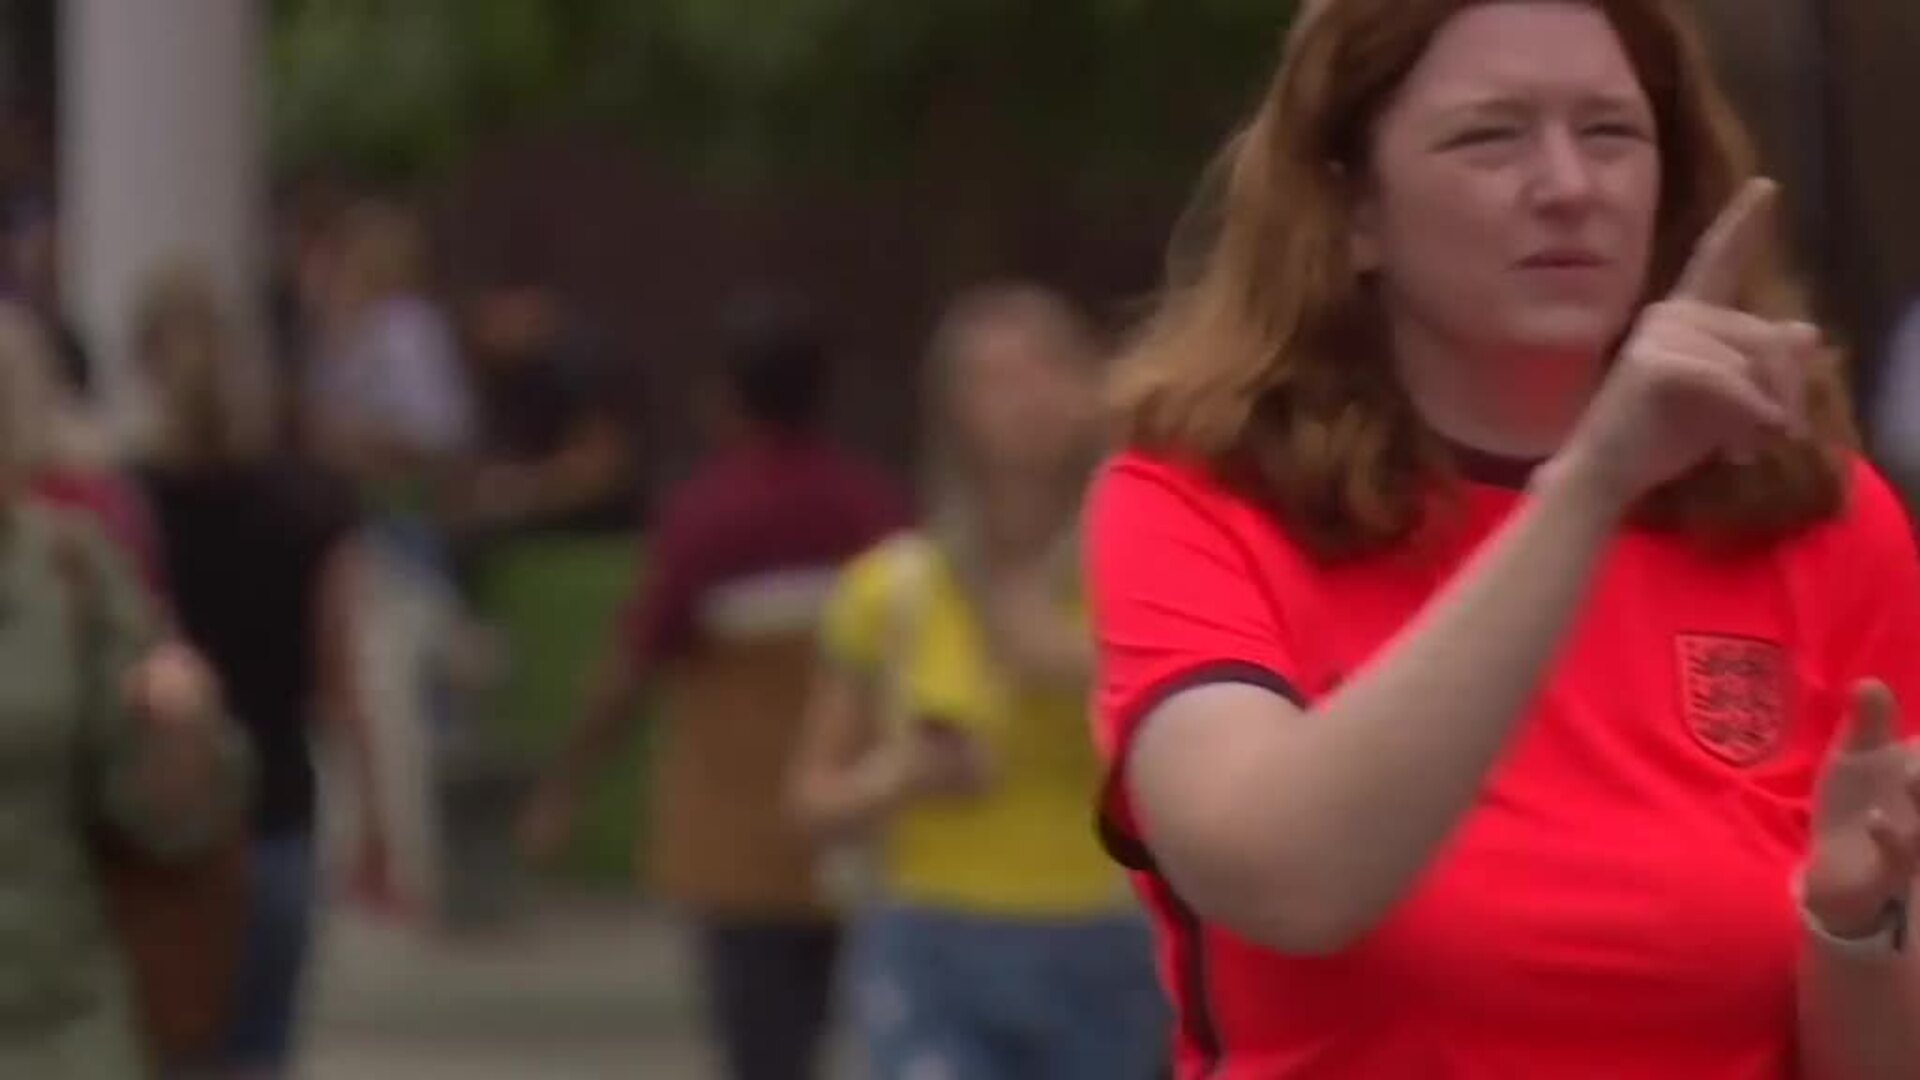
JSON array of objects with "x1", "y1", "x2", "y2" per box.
[
  {"x1": 1088, "y1": 2, "x2": 1919, "y2": 1078},
  {"x1": 302, "y1": 199, "x2": 473, "y2": 920},
  {"x1": 0, "y1": 291, "x2": 247, "y2": 1077},
  {"x1": 133, "y1": 261, "x2": 386, "y2": 1077},
  {"x1": 790, "y1": 285, "x2": 1166, "y2": 1080}
]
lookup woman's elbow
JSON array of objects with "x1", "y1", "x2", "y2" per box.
[
  {"x1": 1162, "y1": 845, "x2": 1380, "y2": 958},
  {"x1": 1255, "y1": 900, "x2": 1376, "y2": 957}
]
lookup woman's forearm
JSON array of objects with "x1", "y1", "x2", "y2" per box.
[
  {"x1": 323, "y1": 698, "x2": 387, "y2": 844},
  {"x1": 790, "y1": 752, "x2": 914, "y2": 840},
  {"x1": 1143, "y1": 451, "x2": 1628, "y2": 950},
  {"x1": 994, "y1": 615, "x2": 1093, "y2": 685},
  {"x1": 1289, "y1": 455, "x2": 1625, "y2": 939},
  {"x1": 316, "y1": 540, "x2": 388, "y2": 840},
  {"x1": 1800, "y1": 908, "x2": 1920, "y2": 1080}
]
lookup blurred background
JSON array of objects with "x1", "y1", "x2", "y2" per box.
[{"x1": 4, "y1": 1, "x2": 1920, "y2": 1077}]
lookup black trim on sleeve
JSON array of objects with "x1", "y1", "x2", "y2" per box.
[
  {"x1": 1095, "y1": 660, "x2": 1306, "y2": 1078},
  {"x1": 1097, "y1": 661, "x2": 1306, "y2": 872},
  {"x1": 1146, "y1": 873, "x2": 1220, "y2": 1079}
]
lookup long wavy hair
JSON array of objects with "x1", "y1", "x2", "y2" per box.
[
  {"x1": 135, "y1": 260, "x2": 273, "y2": 469},
  {"x1": 1114, "y1": 0, "x2": 1852, "y2": 561}
]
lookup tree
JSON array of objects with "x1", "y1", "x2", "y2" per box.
[{"x1": 270, "y1": 0, "x2": 1299, "y2": 193}]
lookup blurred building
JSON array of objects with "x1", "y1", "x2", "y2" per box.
[
  {"x1": 0, "y1": 0, "x2": 1912, "y2": 458},
  {"x1": 1694, "y1": 0, "x2": 1920, "y2": 406},
  {"x1": 0, "y1": 0, "x2": 262, "y2": 440}
]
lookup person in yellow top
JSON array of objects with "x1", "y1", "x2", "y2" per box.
[{"x1": 790, "y1": 285, "x2": 1166, "y2": 1080}]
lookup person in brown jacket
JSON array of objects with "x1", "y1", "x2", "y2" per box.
[{"x1": 520, "y1": 296, "x2": 908, "y2": 1080}]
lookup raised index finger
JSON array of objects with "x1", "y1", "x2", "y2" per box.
[{"x1": 1673, "y1": 178, "x2": 1778, "y2": 306}]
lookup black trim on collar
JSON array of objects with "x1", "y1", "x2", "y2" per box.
[{"x1": 1444, "y1": 438, "x2": 1546, "y2": 491}]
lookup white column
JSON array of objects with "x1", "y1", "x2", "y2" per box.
[{"x1": 60, "y1": 0, "x2": 264, "y2": 440}]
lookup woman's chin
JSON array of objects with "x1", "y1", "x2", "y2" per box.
[{"x1": 1502, "y1": 306, "x2": 1631, "y2": 360}]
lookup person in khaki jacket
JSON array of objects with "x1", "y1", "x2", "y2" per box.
[{"x1": 0, "y1": 301, "x2": 250, "y2": 1079}]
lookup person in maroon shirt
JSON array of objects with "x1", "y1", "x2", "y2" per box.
[{"x1": 521, "y1": 296, "x2": 907, "y2": 1080}]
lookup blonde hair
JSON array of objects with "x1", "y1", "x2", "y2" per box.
[
  {"x1": 135, "y1": 259, "x2": 273, "y2": 467},
  {"x1": 922, "y1": 283, "x2": 1104, "y2": 584}
]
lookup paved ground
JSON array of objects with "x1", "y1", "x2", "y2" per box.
[{"x1": 300, "y1": 896, "x2": 852, "y2": 1080}]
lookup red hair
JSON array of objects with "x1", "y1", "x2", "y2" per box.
[{"x1": 1114, "y1": 0, "x2": 1853, "y2": 560}]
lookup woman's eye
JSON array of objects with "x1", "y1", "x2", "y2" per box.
[
  {"x1": 1448, "y1": 127, "x2": 1522, "y2": 148},
  {"x1": 1584, "y1": 122, "x2": 1650, "y2": 142}
]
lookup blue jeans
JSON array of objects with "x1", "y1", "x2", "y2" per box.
[
  {"x1": 852, "y1": 906, "x2": 1169, "y2": 1080},
  {"x1": 220, "y1": 832, "x2": 318, "y2": 1071}
]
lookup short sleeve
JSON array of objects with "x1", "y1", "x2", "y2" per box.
[
  {"x1": 819, "y1": 543, "x2": 897, "y2": 673},
  {"x1": 1086, "y1": 454, "x2": 1310, "y2": 860},
  {"x1": 1823, "y1": 460, "x2": 1920, "y2": 738}
]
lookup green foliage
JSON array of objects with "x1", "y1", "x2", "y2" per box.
[
  {"x1": 271, "y1": 0, "x2": 1299, "y2": 189},
  {"x1": 271, "y1": 0, "x2": 574, "y2": 184}
]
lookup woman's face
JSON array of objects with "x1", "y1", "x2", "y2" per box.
[
  {"x1": 1353, "y1": 2, "x2": 1661, "y2": 363},
  {"x1": 949, "y1": 315, "x2": 1097, "y2": 479}
]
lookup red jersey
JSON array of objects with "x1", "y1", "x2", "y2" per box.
[{"x1": 1087, "y1": 449, "x2": 1920, "y2": 1079}]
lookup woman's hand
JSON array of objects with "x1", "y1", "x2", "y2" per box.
[
  {"x1": 1555, "y1": 178, "x2": 1819, "y2": 512},
  {"x1": 872, "y1": 721, "x2": 996, "y2": 805},
  {"x1": 121, "y1": 640, "x2": 225, "y2": 813},
  {"x1": 123, "y1": 640, "x2": 220, "y2": 732},
  {"x1": 1802, "y1": 680, "x2": 1919, "y2": 940},
  {"x1": 985, "y1": 561, "x2": 1091, "y2": 682}
]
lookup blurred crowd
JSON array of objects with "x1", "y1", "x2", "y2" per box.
[
  {"x1": 1, "y1": 184, "x2": 1174, "y2": 1080},
  {"x1": 9, "y1": 113, "x2": 1920, "y2": 1080}
]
